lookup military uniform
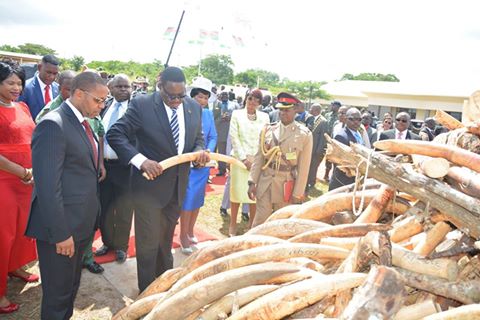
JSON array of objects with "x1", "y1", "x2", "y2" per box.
[{"x1": 249, "y1": 93, "x2": 313, "y2": 226}]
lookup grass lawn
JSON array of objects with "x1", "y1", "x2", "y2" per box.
[{"x1": 196, "y1": 181, "x2": 329, "y2": 240}]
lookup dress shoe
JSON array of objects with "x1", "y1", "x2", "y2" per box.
[
  {"x1": 94, "y1": 245, "x2": 109, "y2": 256},
  {"x1": 220, "y1": 208, "x2": 228, "y2": 217},
  {"x1": 180, "y1": 246, "x2": 193, "y2": 255},
  {"x1": 188, "y1": 235, "x2": 198, "y2": 244},
  {"x1": 241, "y1": 212, "x2": 249, "y2": 222},
  {"x1": 8, "y1": 272, "x2": 39, "y2": 283},
  {"x1": 83, "y1": 262, "x2": 104, "y2": 274},
  {"x1": 0, "y1": 302, "x2": 19, "y2": 314},
  {"x1": 115, "y1": 250, "x2": 127, "y2": 263}
]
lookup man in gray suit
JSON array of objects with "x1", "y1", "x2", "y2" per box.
[
  {"x1": 27, "y1": 71, "x2": 108, "y2": 320},
  {"x1": 107, "y1": 67, "x2": 208, "y2": 292}
]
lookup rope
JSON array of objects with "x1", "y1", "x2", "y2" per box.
[
  {"x1": 352, "y1": 148, "x2": 373, "y2": 216},
  {"x1": 259, "y1": 126, "x2": 282, "y2": 171}
]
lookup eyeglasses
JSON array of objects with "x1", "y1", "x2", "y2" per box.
[
  {"x1": 395, "y1": 118, "x2": 408, "y2": 123},
  {"x1": 161, "y1": 85, "x2": 185, "y2": 101},
  {"x1": 82, "y1": 90, "x2": 107, "y2": 104},
  {"x1": 347, "y1": 117, "x2": 362, "y2": 121}
]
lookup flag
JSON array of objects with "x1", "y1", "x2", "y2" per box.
[
  {"x1": 210, "y1": 30, "x2": 219, "y2": 41},
  {"x1": 232, "y1": 35, "x2": 245, "y2": 47},
  {"x1": 163, "y1": 27, "x2": 176, "y2": 40},
  {"x1": 199, "y1": 29, "x2": 208, "y2": 39}
]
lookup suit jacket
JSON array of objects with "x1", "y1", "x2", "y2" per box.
[
  {"x1": 213, "y1": 100, "x2": 236, "y2": 143},
  {"x1": 329, "y1": 127, "x2": 358, "y2": 190},
  {"x1": 106, "y1": 92, "x2": 204, "y2": 208},
  {"x1": 379, "y1": 129, "x2": 421, "y2": 141},
  {"x1": 310, "y1": 116, "x2": 329, "y2": 155},
  {"x1": 26, "y1": 103, "x2": 100, "y2": 244},
  {"x1": 19, "y1": 76, "x2": 59, "y2": 119}
]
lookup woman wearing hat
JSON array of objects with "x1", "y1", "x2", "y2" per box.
[
  {"x1": 179, "y1": 77, "x2": 217, "y2": 254},
  {"x1": 228, "y1": 89, "x2": 269, "y2": 236}
]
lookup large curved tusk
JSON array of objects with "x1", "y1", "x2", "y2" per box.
[{"x1": 142, "y1": 152, "x2": 246, "y2": 180}]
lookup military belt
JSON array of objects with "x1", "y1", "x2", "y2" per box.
[{"x1": 268, "y1": 163, "x2": 295, "y2": 172}]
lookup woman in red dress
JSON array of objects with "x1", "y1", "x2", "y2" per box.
[{"x1": 0, "y1": 60, "x2": 38, "y2": 314}]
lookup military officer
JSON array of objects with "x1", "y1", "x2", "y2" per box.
[{"x1": 247, "y1": 92, "x2": 313, "y2": 227}]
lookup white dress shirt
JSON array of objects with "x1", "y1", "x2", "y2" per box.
[
  {"x1": 130, "y1": 102, "x2": 186, "y2": 170},
  {"x1": 395, "y1": 129, "x2": 407, "y2": 140},
  {"x1": 103, "y1": 99, "x2": 128, "y2": 159},
  {"x1": 65, "y1": 99, "x2": 98, "y2": 149}
]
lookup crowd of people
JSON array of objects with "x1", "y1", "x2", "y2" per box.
[{"x1": 0, "y1": 54, "x2": 449, "y2": 318}]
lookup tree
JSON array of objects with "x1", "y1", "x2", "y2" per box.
[
  {"x1": 0, "y1": 43, "x2": 57, "y2": 56},
  {"x1": 199, "y1": 54, "x2": 234, "y2": 85},
  {"x1": 70, "y1": 56, "x2": 85, "y2": 71},
  {"x1": 340, "y1": 73, "x2": 399, "y2": 82},
  {"x1": 234, "y1": 69, "x2": 281, "y2": 88}
]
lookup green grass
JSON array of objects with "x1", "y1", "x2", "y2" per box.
[{"x1": 196, "y1": 181, "x2": 329, "y2": 239}]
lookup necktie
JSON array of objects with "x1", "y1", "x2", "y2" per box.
[
  {"x1": 82, "y1": 120, "x2": 98, "y2": 168},
  {"x1": 397, "y1": 131, "x2": 402, "y2": 139},
  {"x1": 353, "y1": 131, "x2": 364, "y2": 145},
  {"x1": 170, "y1": 108, "x2": 179, "y2": 150},
  {"x1": 44, "y1": 85, "x2": 51, "y2": 105},
  {"x1": 107, "y1": 102, "x2": 122, "y2": 131}
]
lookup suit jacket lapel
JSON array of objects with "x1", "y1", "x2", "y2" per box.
[
  {"x1": 33, "y1": 77, "x2": 44, "y2": 109},
  {"x1": 152, "y1": 93, "x2": 177, "y2": 154},
  {"x1": 61, "y1": 103, "x2": 97, "y2": 170}
]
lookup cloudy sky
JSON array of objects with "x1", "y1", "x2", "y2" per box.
[{"x1": 1, "y1": 0, "x2": 480, "y2": 88}]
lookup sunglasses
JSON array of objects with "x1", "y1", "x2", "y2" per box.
[
  {"x1": 395, "y1": 118, "x2": 408, "y2": 123},
  {"x1": 347, "y1": 117, "x2": 362, "y2": 121},
  {"x1": 82, "y1": 90, "x2": 107, "y2": 104},
  {"x1": 247, "y1": 96, "x2": 259, "y2": 101},
  {"x1": 161, "y1": 85, "x2": 186, "y2": 101},
  {"x1": 384, "y1": 121, "x2": 392, "y2": 125}
]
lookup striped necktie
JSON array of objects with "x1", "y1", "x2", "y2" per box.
[{"x1": 170, "y1": 107, "x2": 179, "y2": 150}]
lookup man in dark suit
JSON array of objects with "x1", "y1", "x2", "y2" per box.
[
  {"x1": 107, "y1": 67, "x2": 208, "y2": 292},
  {"x1": 379, "y1": 112, "x2": 421, "y2": 141},
  {"x1": 329, "y1": 108, "x2": 365, "y2": 191},
  {"x1": 95, "y1": 74, "x2": 134, "y2": 263},
  {"x1": 18, "y1": 54, "x2": 60, "y2": 119},
  {"x1": 306, "y1": 103, "x2": 328, "y2": 191},
  {"x1": 27, "y1": 71, "x2": 108, "y2": 320},
  {"x1": 212, "y1": 91, "x2": 235, "y2": 176}
]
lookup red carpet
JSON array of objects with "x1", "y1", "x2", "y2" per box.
[
  {"x1": 93, "y1": 224, "x2": 217, "y2": 264},
  {"x1": 93, "y1": 167, "x2": 224, "y2": 264}
]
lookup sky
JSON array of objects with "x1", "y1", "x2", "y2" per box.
[{"x1": 1, "y1": 0, "x2": 480, "y2": 89}]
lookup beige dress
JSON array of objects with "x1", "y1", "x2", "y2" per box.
[{"x1": 229, "y1": 109, "x2": 269, "y2": 203}]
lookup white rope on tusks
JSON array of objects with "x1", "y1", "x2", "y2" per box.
[{"x1": 352, "y1": 147, "x2": 373, "y2": 216}]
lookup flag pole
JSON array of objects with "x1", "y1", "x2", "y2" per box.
[{"x1": 165, "y1": 10, "x2": 185, "y2": 68}]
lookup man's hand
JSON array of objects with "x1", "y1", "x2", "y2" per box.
[
  {"x1": 98, "y1": 163, "x2": 107, "y2": 182},
  {"x1": 247, "y1": 183, "x2": 257, "y2": 201},
  {"x1": 56, "y1": 236, "x2": 75, "y2": 258},
  {"x1": 243, "y1": 158, "x2": 252, "y2": 171},
  {"x1": 141, "y1": 159, "x2": 164, "y2": 180},
  {"x1": 195, "y1": 150, "x2": 211, "y2": 166}
]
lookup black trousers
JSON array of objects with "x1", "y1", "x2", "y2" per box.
[
  {"x1": 217, "y1": 141, "x2": 227, "y2": 174},
  {"x1": 307, "y1": 153, "x2": 325, "y2": 188},
  {"x1": 37, "y1": 237, "x2": 90, "y2": 320},
  {"x1": 99, "y1": 161, "x2": 134, "y2": 251},
  {"x1": 134, "y1": 188, "x2": 180, "y2": 292}
]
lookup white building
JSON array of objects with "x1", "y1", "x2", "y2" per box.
[{"x1": 320, "y1": 80, "x2": 479, "y2": 121}]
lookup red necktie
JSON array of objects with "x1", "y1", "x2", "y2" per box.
[
  {"x1": 82, "y1": 120, "x2": 98, "y2": 168},
  {"x1": 44, "y1": 85, "x2": 51, "y2": 105}
]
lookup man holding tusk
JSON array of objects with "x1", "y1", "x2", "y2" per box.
[{"x1": 106, "y1": 66, "x2": 209, "y2": 292}]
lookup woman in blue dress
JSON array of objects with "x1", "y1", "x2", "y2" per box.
[{"x1": 180, "y1": 77, "x2": 217, "y2": 254}]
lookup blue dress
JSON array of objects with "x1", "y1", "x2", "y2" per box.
[{"x1": 182, "y1": 108, "x2": 218, "y2": 210}]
